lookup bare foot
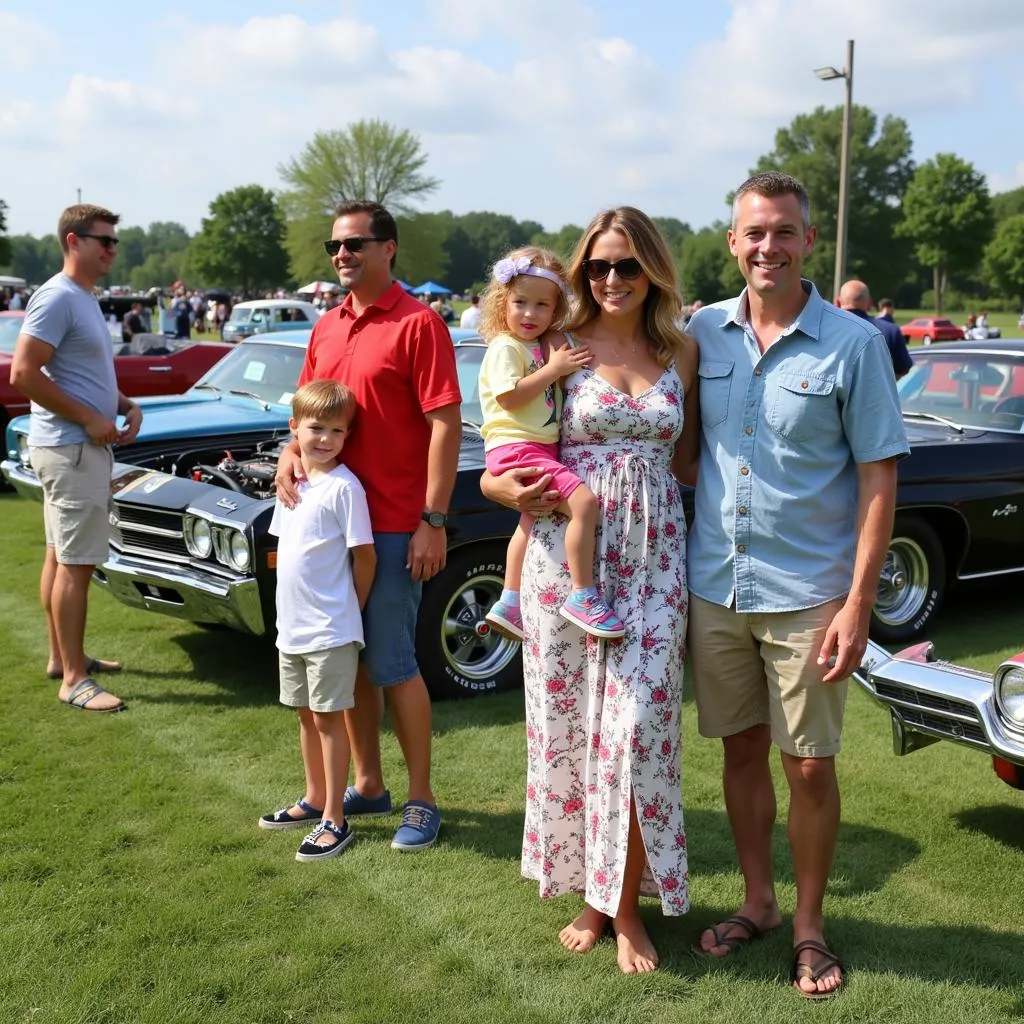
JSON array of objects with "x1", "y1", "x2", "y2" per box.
[
  {"x1": 559, "y1": 906, "x2": 608, "y2": 952},
  {"x1": 695, "y1": 905, "x2": 782, "y2": 958},
  {"x1": 613, "y1": 914, "x2": 658, "y2": 974}
]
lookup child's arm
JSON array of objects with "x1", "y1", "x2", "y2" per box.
[
  {"x1": 497, "y1": 337, "x2": 591, "y2": 411},
  {"x1": 350, "y1": 544, "x2": 376, "y2": 610}
]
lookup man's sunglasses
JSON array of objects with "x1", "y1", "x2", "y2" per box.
[
  {"x1": 582, "y1": 257, "x2": 644, "y2": 281},
  {"x1": 323, "y1": 236, "x2": 386, "y2": 257},
  {"x1": 77, "y1": 232, "x2": 119, "y2": 249}
]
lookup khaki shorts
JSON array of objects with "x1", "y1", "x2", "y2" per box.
[
  {"x1": 31, "y1": 443, "x2": 114, "y2": 566},
  {"x1": 279, "y1": 643, "x2": 359, "y2": 713},
  {"x1": 688, "y1": 593, "x2": 848, "y2": 757}
]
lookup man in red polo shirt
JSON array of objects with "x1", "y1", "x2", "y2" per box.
[{"x1": 275, "y1": 200, "x2": 462, "y2": 851}]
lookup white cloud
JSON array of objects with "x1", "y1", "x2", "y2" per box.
[{"x1": 0, "y1": 13, "x2": 58, "y2": 69}]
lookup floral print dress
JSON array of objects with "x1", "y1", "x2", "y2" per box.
[{"x1": 520, "y1": 364, "x2": 689, "y2": 917}]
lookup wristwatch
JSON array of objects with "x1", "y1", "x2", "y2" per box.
[{"x1": 422, "y1": 510, "x2": 448, "y2": 528}]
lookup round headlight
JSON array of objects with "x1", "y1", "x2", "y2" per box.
[
  {"x1": 229, "y1": 530, "x2": 251, "y2": 571},
  {"x1": 995, "y1": 665, "x2": 1024, "y2": 730},
  {"x1": 186, "y1": 516, "x2": 213, "y2": 558}
]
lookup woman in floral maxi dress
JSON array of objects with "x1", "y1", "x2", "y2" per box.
[{"x1": 485, "y1": 208, "x2": 699, "y2": 974}]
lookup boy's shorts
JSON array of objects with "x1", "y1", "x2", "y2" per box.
[
  {"x1": 360, "y1": 532, "x2": 422, "y2": 688},
  {"x1": 279, "y1": 642, "x2": 360, "y2": 713},
  {"x1": 687, "y1": 593, "x2": 848, "y2": 758},
  {"x1": 485, "y1": 441, "x2": 583, "y2": 502},
  {"x1": 31, "y1": 443, "x2": 113, "y2": 565}
]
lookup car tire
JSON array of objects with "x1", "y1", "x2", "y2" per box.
[
  {"x1": 416, "y1": 543, "x2": 522, "y2": 700},
  {"x1": 922, "y1": 334, "x2": 932, "y2": 346},
  {"x1": 871, "y1": 516, "x2": 946, "y2": 644}
]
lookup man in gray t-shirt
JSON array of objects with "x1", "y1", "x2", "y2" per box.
[{"x1": 10, "y1": 203, "x2": 143, "y2": 714}]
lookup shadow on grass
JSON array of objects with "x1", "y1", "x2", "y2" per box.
[{"x1": 954, "y1": 804, "x2": 1024, "y2": 852}]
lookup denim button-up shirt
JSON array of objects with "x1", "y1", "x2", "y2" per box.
[{"x1": 686, "y1": 281, "x2": 910, "y2": 613}]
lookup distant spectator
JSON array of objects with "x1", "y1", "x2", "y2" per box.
[
  {"x1": 838, "y1": 280, "x2": 912, "y2": 379},
  {"x1": 322, "y1": 287, "x2": 342, "y2": 312},
  {"x1": 459, "y1": 294, "x2": 481, "y2": 330},
  {"x1": 172, "y1": 289, "x2": 191, "y2": 339},
  {"x1": 977, "y1": 310, "x2": 989, "y2": 330},
  {"x1": 121, "y1": 301, "x2": 146, "y2": 344},
  {"x1": 215, "y1": 301, "x2": 229, "y2": 334},
  {"x1": 9, "y1": 288, "x2": 25, "y2": 311},
  {"x1": 877, "y1": 298, "x2": 895, "y2": 323}
]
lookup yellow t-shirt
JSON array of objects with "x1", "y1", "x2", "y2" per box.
[{"x1": 478, "y1": 334, "x2": 561, "y2": 451}]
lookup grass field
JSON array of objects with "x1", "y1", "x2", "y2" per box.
[{"x1": 2, "y1": 492, "x2": 1023, "y2": 1023}]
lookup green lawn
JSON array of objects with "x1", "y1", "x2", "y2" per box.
[{"x1": 1, "y1": 492, "x2": 1023, "y2": 1023}]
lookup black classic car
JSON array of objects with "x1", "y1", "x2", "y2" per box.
[
  {"x1": 873, "y1": 340, "x2": 1024, "y2": 642},
  {"x1": 852, "y1": 638, "x2": 1024, "y2": 791}
]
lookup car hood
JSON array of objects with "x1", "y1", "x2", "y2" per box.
[
  {"x1": 6, "y1": 391, "x2": 290, "y2": 443},
  {"x1": 902, "y1": 418, "x2": 1017, "y2": 447}
]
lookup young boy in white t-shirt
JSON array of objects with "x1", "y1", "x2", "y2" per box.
[{"x1": 259, "y1": 380, "x2": 376, "y2": 862}]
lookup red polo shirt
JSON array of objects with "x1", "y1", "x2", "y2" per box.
[{"x1": 298, "y1": 282, "x2": 461, "y2": 532}]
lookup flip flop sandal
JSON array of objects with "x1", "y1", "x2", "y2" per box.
[
  {"x1": 691, "y1": 914, "x2": 780, "y2": 958},
  {"x1": 48, "y1": 656, "x2": 123, "y2": 680},
  {"x1": 791, "y1": 939, "x2": 845, "y2": 1000},
  {"x1": 60, "y1": 678, "x2": 127, "y2": 713}
]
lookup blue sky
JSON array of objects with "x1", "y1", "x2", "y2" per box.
[{"x1": 3, "y1": 0, "x2": 1022, "y2": 237}]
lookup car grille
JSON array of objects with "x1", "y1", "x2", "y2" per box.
[
  {"x1": 874, "y1": 681, "x2": 987, "y2": 748},
  {"x1": 111, "y1": 504, "x2": 189, "y2": 564}
]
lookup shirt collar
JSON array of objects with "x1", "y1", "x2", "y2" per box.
[
  {"x1": 724, "y1": 278, "x2": 823, "y2": 341},
  {"x1": 339, "y1": 280, "x2": 403, "y2": 319}
]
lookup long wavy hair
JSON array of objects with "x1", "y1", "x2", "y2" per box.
[
  {"x1": 478, "y1": 245, "x2": 568, "y2": 342},
  {"x1": 565, "y1": 207, "x2": 686, "y2": 369}
]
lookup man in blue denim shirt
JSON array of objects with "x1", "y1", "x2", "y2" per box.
[{"x1": 686, "y1": 173, "x2": 908, "y2": 999}]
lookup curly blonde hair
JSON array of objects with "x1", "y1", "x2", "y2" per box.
[
  {"x1": 478, "y1": 245, "x2": 569, "y2": 341},
  {"x1": 564, "y1": 207, "x2": 686, "y2": 369}
]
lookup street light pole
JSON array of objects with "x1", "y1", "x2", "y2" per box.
[{"x1": 814, "y1": 39, "x2": 855, "y2": 301}]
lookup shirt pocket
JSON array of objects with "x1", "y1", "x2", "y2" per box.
[
  {"x1": 767, "y1": 371, "x2": 837, "y2": 443},
  {"x1": 697, "y1": 361, "x2": 734, "y2": 429}
]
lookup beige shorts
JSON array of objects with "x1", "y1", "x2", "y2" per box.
[
  {"x1": 279, "y1": 643, "x2": 360, "y2": 713},
  {"x1": 687, "y1": 593, "x2": 848, "y2": 757},
  {"x1": 31, "y1": 443, "x2": 114, "y2": 566}
]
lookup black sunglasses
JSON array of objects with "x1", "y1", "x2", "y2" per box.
[
  {"x1": 582, "y1": 257, "x2": 644, "y2": 281},
  {"x1": 323, "y1": 236, "x2": 386, "y2": 257},
  {"x1": 77, "y1": 232, "x2": 119, "y2": 249}
]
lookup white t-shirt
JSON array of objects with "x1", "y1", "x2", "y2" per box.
[
  {"x1": 460, "y1": 305, "x2": 481, "y2": 329},
  {"x1": 269, "y1": 464, "x2": 374, "y2": 655}
]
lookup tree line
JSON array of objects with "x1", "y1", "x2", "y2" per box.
[{"x1": 3, "y1": 114, "x2": 1024, "y2": 310}]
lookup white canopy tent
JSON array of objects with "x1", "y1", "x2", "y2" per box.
[{"x1": 0, "y1": 275, "x2": 26, "y2": 288}]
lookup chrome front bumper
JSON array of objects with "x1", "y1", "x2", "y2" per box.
[
  {"x1": 93, "y1": 549, "x2": 266, "y2": 635},
  {"x1": 851, "y1": 639, "x2": 1024, "y2": 766},
  {"x1": 1, "y1": 459, "x2": 43, "y2": 501}
]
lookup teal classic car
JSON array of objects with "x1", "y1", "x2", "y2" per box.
[
  {"x1": 2, "y1": 329, "x2": 520, "y2": 701},
  {"x1": 220, "y1": 299, "x2": 321, "y2": 343}
]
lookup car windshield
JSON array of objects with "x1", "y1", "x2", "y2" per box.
[
  {"x1": 455, "y1": 344, "x2": 485, "y2": 426},
  {"x1": 0, "y1": 315, "x2": 23, "y2": 354},
  {"x1": 898, "y1": 353, "x2": 1024, "y2": 432},
  {"x1": 193, "y1": 341, "x2": 307, "y2": 406},
  {"x1": 226, "y1": 307, "x2": 254, "y2": 324}
]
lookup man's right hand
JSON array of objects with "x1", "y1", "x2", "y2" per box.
[
  {"x1": 85, "y1": 412, "x2": 119, "y2": 446},
  {"x1": 480, "y1": 467, "x2": 560, "y2": 515},
  {"x1": 274, "y1": 445, "x2": 306, "y2": 509}
]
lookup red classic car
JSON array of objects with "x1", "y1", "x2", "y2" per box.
[
  {"x1": 0, "y1": 310, "x2": 232, "y2": 433},
  {"x1": 900, "y1": 317, "x2": 964, "y2": 346}
]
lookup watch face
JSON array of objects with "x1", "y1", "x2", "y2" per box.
[{"x1": 424, "y1": 511, "x2": 446, "y2": 527}]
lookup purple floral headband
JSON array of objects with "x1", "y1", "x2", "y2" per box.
[{"x1": 492, "y1": 255, "x2": 564, "y2": 290}]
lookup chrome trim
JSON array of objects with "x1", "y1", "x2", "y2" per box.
[
  {"x1": 116, "y1": 521, "x2": 184, "y2": 540},
  {"x1": 851, "y1": 640, "x2": 1024, "y2": 767},
  {"x1": 958, "y1": 564, "x2": 1024, "y2": 582},
  {"x1": 92, "y1": 550, "x2": 265, "y2": 634},
  {"x1": 1, "y1": 459, "x2": 43, "y2": 501}
]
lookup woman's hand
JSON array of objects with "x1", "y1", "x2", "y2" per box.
[
  {"x1": 480, "y1": 468, "x2": 560, "y2": 516},
  {"x1": 274, "y1": 444, "x2": 305, "y2": 509}
]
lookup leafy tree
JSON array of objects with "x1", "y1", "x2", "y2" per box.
[
  {"x1": 679, "y1": 225, "x2": 746, "y2": 305},
  {"x1": 114, "y1": 226, "x2": 148, "y2": 283},
  {"x1": 0, "y1": 200, "x2": 10, "y2": 268},
  {"x1": 5, "y1": 234, "x2": 62, "y2": 283},
  {"x1": 530, "y1": 224, "x2": 585, "y2": 263},
  {"x1": 898, "y1": 154, "x2": 993, "y2": 313},
  {"x1": 992, "y1": 186, "x2": 1024, "y2": 224},
  {"x1": 279, "y1": 120, "x2": 440, "y2": 284},
  {"x1": 189, "y1": 185, "x2": 290, "y2": 295},
  {"x1": 983, "y1": 214, "x2": 1024, "y2": 307},
  {"x1": 393, "y1": 212, "x2": 450, "y2": 286},
  {"x1": 748, "y1": 104, "x2": 915, "y2": 296}
]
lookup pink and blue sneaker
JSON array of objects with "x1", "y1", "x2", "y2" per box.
[
  {"x1": 559, "y1": 589, "x2": 626, "y2": 639},
  {"x1": 486, "y1": 592, "x2": 524, "y2": 641}
]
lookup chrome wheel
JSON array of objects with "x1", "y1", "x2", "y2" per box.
[{"x1": 875, "y1": 537, "x2": 929, "y2": 628}]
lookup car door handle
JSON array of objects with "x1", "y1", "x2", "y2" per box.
[{"x1": 147, "y1": 366, "x2": 172, "y2": 372}]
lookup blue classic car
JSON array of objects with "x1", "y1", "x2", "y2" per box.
[{"x1": 2, "y1": 329, "x2": 520, "y2": 700}]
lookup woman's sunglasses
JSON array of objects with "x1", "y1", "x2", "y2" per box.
[
  {"x1": 323, "y1": 236, "x2": 385, "y2": 257},
  {"x1": 582, "y1": 257, "x2": 644, "y2": 281}
]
